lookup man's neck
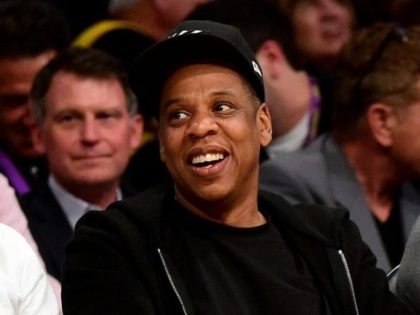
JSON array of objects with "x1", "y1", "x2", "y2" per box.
[
  {"x1": 174, "y1": 189, "x2": 266, "y2": 228},
  {"x1": 55, "y1": 177, "x2": 120, "y2": 209},
  {"x1": 342, "y1": 140, "x2": 403, "y2": 222}
]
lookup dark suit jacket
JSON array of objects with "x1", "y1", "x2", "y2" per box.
[
  {"x1": 19, "y1": 184, "x2": 72, "y2": 280},
  {"x1": 19, "y1": 182, "x2": 136, "y2": 281},
  {"x1": 259, "y1": 134, "x2": 420, "y2": 272}
]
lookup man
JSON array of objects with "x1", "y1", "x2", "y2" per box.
[
  {"x1": 0, "y1": 0, "x2": 70, "y2": 195},
  {"x1": 20, "y1": 47, "x2": 143, "y2": 280},
  {"x1": 61, "y1": 20, "x2": 409, "y2": 314},
  {"x1": 260, "y1": 23, "x2": 420, "y2": 272},
  {"x1": 189, "y1": 0, "x2": 320, "y2": 156}
]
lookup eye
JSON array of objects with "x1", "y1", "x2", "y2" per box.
[
  {"x1": 97, "y1": 111, "x2": 121, "y2": 120},
  {"x1": 214, "y1": 102, "x2": 232, "y2": 113},
  {"x1": 59, "y1": 113, "x2": 76, "y2": 123},
  {"x1": 169, "y1": 110, "x2": 189, "y2": 121}
]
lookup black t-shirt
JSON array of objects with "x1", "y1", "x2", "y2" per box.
[
  {"x1": 374, "y1": 204, "x2": 404, "y2": 268},
  {"x1": 162, "y1": 201, "x2": 324, "y2": 314}
]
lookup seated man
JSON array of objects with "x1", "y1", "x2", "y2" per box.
[
  {"x1": 61, "y1": 20, "x2": 410, "y2": 314},
  {"x1": 19, "y1": 47, "x2": 143, "y2": 280},
  {"x1": 260, "y1": 23, "x2": 420, "y2": 272}
]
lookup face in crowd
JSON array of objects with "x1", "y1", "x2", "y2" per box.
[
  {"x1": 33, "y1": 71, "x2": 142, "y2": 191},
  {"x1": 158, "y1": 63, "x2": 272, "y2": 209},
  {"x1": 290, "y1": 0, "x2": 352, "y2": 65},
  {"x1": 0, "y1": 51, "x2": 55, "y2": 158}
]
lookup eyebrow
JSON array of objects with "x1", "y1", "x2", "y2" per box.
[{"x1": 162, "y1": 90, "x2": 238, "y2": 108}]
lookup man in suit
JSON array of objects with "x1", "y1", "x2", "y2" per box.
[
  {"x1": 260, "y1": 23, "x2": 420, "y2": 272},
  {"x1": 20, "y1": 47, "x2": 143, "y2": 280}
]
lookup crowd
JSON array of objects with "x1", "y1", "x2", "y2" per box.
[{"x1": 1, "y1": 0, "x2": 420, "y2": 314}]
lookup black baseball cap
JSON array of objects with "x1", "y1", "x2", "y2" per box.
[{"x1": 129, "y1": 20, "x2": 265, "y2": 118}]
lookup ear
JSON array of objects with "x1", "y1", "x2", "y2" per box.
[
  {"x1": 129, "y1": 114, "x2": 144, "y2": 151},
  {"x1": 366, "y1": 103, "x2": 397, "y2": 147},
  {"x1": 255, "y1": 40, "x2": 286, "y2": 79},
  {"x1": 257, "y1": 103, "x2": 272, "y2": 148},
  {"x1": 31, "y1": 124, "x2": 46, "y2": 155}
]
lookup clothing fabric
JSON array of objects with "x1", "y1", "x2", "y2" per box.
[
  {"x1": 61, "y1": 185, "x2": 410, "y2": 315},
  {"x1": 395, "y1": 214, "x2": 420, "y2": 314},
  {"x1": 48, "y1": 176, "x2": 121, "y2": 230},
  {"x1": 19, "y1": 180, "x2": 127, "y2": 280},
  {"x1": 162, "y1": 201, "x2": 323, "y2": 315},
  {"x1": 259, "y1": 134, "x2": 420, "y2": 272},
  {"x1": 0, "y1": 173, "x2": 62, "y2": 309},
  {"x1": 0, "y1": 223, "x2": 59, "y2": 315},
  {"x1": 0, "y1": 173, "x2": 39, "y2": 252},
  {"x1": 0, "y1": 147, "x2": 48, "y2": 196}
]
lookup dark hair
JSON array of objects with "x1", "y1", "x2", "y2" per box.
[
  {"x1": 31, "y1": 47, "x2": 138, "y2": 123},
  {"x1": 333, "y1": 23, "x2": 420, "y2": 141},
  {"x1": 0, "y1": 0, "x2": 70, "y2": 58},
  {"x1": 188, "y1": 0, "x2": 299, "y2": 69}
]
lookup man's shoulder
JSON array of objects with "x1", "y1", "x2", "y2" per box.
[
  {"x1": 260, "y1": 135, "x2": 331, "y2": 176},
  {"x1": 259, "y1": 190, "x2": 349, "y2": 247}
]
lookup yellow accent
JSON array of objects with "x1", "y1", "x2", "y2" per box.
[{"x1": 72, "y1": 20, "x2": 141, "y2": 47}]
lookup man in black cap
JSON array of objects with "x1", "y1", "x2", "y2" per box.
[{"x1": 61, "y1": 20, "x2": 411, "y2": 315}]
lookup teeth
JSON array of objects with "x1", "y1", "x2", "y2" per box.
[{"x1": 192, "y1": 153, "x2": 224, "y2": 165}]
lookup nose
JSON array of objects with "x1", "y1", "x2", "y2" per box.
[
  {"x1": 187, "y1": 110, "x2": 218, "y2": 140},
  {"x1": 80, "y1": 117, "x2": 100, "y2": 145}
]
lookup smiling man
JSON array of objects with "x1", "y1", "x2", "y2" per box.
[
  {"x1": 19, "y1": 47, "x2": 143, "y2": 280},
  {"x1": 62, "y1": 21, "x2": 411, "y2": 315}
]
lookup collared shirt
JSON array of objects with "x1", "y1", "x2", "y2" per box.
[
  {"x1": 48, "y1": 176, "x2": 122, "y2": 230},
  {"x1": 266, "y1": 112, "x2": 310, "y2": 158}
]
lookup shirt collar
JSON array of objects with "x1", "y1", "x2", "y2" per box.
[{"x1": 48, "y1": 175, "x2": 122, "y2": 230}]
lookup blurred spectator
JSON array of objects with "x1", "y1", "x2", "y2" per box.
[
  {"x1": 189, "y1": 0, "x2": 320, "y2": 157},
  {"x1": 260, "y1": 23, "x2": 420, "y2": 272},
  {"x1": 108, "y1": 0, "x2": 214, "y2": 40},
  {"x1": 277, "y1": 0, "x2": 354, "y2": 68},
  {"x1": 20, "y1": 47, "x2": 143, "y2": 280},
  {"x1": 0, "y1": 0, "x2": 70, "y2": 195},
  {"x1": 276, "y1": 0, "x2": 355, "y2": 134},
  {"x1": 0, "y1": 222, "x2": 59, "y2": 315}
]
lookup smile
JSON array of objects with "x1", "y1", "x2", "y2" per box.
[{"x1": 191, "y1": 153, "x2": 225, "y2": 167}]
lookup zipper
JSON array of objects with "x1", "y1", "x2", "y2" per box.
[
  {"x1": 157, "y1": 248, "x2": 188, "y2": 315},
  {"x1": 338, "y1": 249, "x2": 360, "y2": 315}
]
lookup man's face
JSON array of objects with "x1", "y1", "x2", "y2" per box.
[
  {"x1": 0, "y1": 51, "x2": 55, "y2": 157},
  {"x1": 291, "y1": 0, "x2": 352, "y2": 64},
  {"x1": 158, "y1": 63, "x2": 271, "y2": 208},
  {"x1": 34, "y1": 71, "x2": 142, "y2": 190}
]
